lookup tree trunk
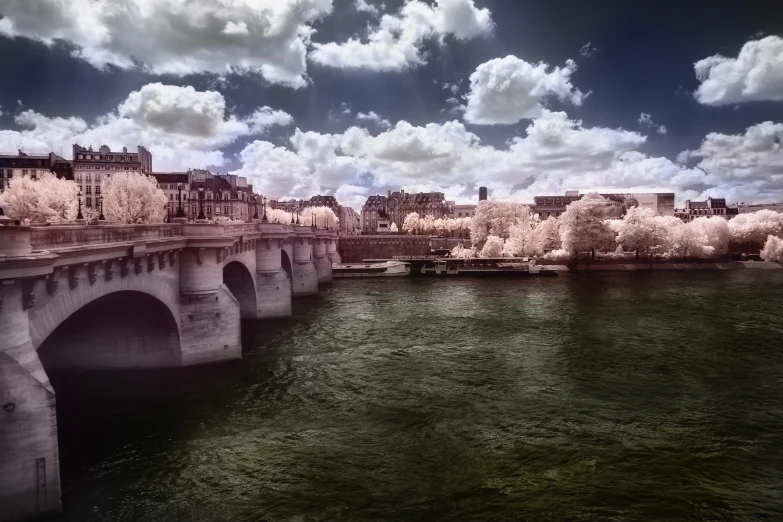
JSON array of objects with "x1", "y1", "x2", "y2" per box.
[{"x1": 591, "y1": 248, "x2": 595, "y2": 261}]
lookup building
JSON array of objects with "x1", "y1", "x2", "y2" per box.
[
  {"x1": 732, "y1": 202, "x2": 783, "y2": 214},
  {"x1": 361, "y1": 189, "x2": 452, "y2": 233},
  {"x1": 479, "y1": 186, "x2": 488, "y2": 201},
  {"x1": 339, "y1": 206, "x2": 361, "y2": 234},
  {"x1": 271, "y1": 195, "x2": 360, "y2": 233},
  {"x1": 151, "y1": 172, "x2": 191, "y2": 219},
  {"x1": 675, "y1": 198, "x2": 739, "y2": 222},
  {"x1": 72, "y1": 144, "x2": 152, "y2": 210},
  {"x1": 0, "y1": 151, "x2": 73, "y2": 192},
  {"x1": 451, "y1": 204, "x2": 477, "y2": 218},
  {"x1": 532, "y1": 191, "x2": 676, "y2": 219},
  {"x1": 189, "y1": 170, "x2": 259, "y2": 221}
]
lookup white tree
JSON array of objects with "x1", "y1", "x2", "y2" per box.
[
  {"x1": 0, "y1": 172, "x2": 80, "y2": 223},
  {"x1": 450, "y1": 243, "x2": 476, "y2": 258},
  {"x1": 267, "y1": 208, "x2": 293, "y2": 224},
  {"x1": 102, "y1": 171, "x2": 168, "y2": 224},
  {"x1": 389, "y1": 221, "x2": 399, "y2": 233},
  {"x1": 421, "y1": 214, "x2": 436, "y2": 235},
  {"x1": 729, "y1": 210, "x2": 783, "y2": 253},
  {"x1": 614, "y1": 207, "x2": 665, "y2": 257},
  {"x1": 529, "y1": 216, "x2": 562, "y2": 254},
  {"x1": 300, "y1": 206, "x2": 339, "y2": 229},
  {"x1": 760, "y1": 235, "x2": 783, "y2": 263},
  {"x1": 480, "y1": 235, "x2": 505, "y2": 257},
  {"x1": 559, "y1": 193, "x2": 617, "y2": 258},
  {"x1": 470, "y1": 200, "x2": 530, "y2": 246},
  {"x1": 402, "y1": 212, "x2": 421, "y2": 234},
  {"x1": 665, "y1": 221, "x2": 714, "y2": 259},
  {"x1": 689, "y1": 216, "x2": 731, "y2": 256}
]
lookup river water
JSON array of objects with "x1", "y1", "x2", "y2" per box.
[{"x1": 47, "y1": 271, "x2": 783, "y2": 521}]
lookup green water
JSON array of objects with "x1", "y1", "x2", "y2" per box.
[{"x1": 49, "y1": 271, "x2": 783, "y2": 521}]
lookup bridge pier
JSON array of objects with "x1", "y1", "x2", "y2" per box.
[
  {"x1": 292, "y1": 229, "x2": 318, "y2": 297},
  {"x1": 255, "y1": 237, "x2": 292, "y2": 319},
  {"x1": 327, "y1": 239, "x2": 341, "y2": 264},
  {"x1": 0, "y1": 228, "x2": 62, "y2": 521},
  {"x1": 313, "y1": 233, "x2": 333, "y2": 285}
]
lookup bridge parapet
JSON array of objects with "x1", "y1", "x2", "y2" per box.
[{"x1": 30, "y1": 223, "x2": 182, "y2": 251}]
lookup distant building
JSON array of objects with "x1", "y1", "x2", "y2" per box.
[
  {"x1": 189, "y1": 169, "x2": 258, "y2": 221},
  {"x1": 532, "y1": 191, "x2": 676, "y2": 219},
  {"x1": 479, "y1": 187, "x2": 488, "y2": 201},
  {"x1": 72, "y1": 144, "x2": 152, "y2": 209},
  {"x1": 151, "y1": 172, "x2": 190, "y2": 219},
  {"x1": 0, "y1": 151, "x2": 72, "y2": 192},
  {"x1": 675, "y1": 198, "x2": 738, "y2": 222},
  {"x1": 732, "y1": 202, "x2": 783, "y2": 214},
  {"x1": 451, "y1": 204, "x2": 477, "y2": 218},
  {"x1": 361, "y1": 189, "x2": 452, "y2": 233},
  {"x1": 339, "y1": 206, "x2": 361, "y2": 234}
]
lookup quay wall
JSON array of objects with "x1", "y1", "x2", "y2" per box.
[{"x1": 338, "y1": 236, "x2": 431, "y2": 262}]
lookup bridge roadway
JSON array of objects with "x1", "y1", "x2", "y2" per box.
[{"x1": 0, "y1": 220, "x2": 340, "y2": 522}]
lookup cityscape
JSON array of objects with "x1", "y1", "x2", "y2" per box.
[{"x1": 1, "y1": 2, "x2": 783, "y2": 522}]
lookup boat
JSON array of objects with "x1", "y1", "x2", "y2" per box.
[
  {"x1": 332, "y1": 260, "x2": 410, "y2": 278},
  {"x1": 418, "y1": 258, "x2": 558, "y2": 277}
]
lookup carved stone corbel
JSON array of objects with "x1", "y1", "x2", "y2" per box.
[
  {"x1": 104, "y1": 260, "x2": 114, "y2": 281},
  {"x1": 69, "y1": 267, "x2": 79, "y2": 289},
  {"x1": 265, "y1": 239, "x2": 271, "y2": 250},
  {"x1": 147, "y1": 255, "x2": 155, "y2": 272},
  {"x1": 168, "y1": 251, "x2": 177, "y2": 267},
  {"x1": 22, "y1": 281, "x2": 35, "y2": 310},
  {"x1": 159, "y1": 252, "x2": 166, "y2": 270},
  {"x1": 134, "y1": 258, "x2": 143, "y2": 275},
  {"x1": 196, "y1": 249, "x2": 204, "y2": 265},
  {"x1": 120, "y1": 258, "x2": 129, "y2": 278},
  {"x1": 216, "y1": 248, "x2": 225, "y2": 264},
  {"x1": 87, "y1": 264, "x2": 97, "y2": 285},
  {"x1": 46, "y1": 273, "x2": 58, "y2": 295}
]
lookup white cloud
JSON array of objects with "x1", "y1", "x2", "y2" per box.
[
  {"x1": 356, "y1": 111, "x2": 391, "y2": 128},
  {"x1": 463, "y1": 55, "x2": 585, "y2": 124},
  {"x1": 682, "y1": 121, "x2": 783, "y2": 203},
  {"x1": 231, "y1": 110, "x2": 750, "y2": 206},
  {"x1": 0, "y1": 83, "x2": 290, "y2": 170},
  {"x1": 637, "y1": 112, "x2": 667, "y2": 135},
  {"x1": 310, "y1": 0, "x2": 493, "y2": 71},
  {"x1": 354, "y1": 0, "x2": 379, "y2": 16},
  {"x1": 694, "y1": 36, "x2": 783, "y2": 105},
  {"x1": 0, "y1": 0, "x2": 333, "y2": 88},
  {"x1": 579, "y1": 42, "x2": 597, "y2": 57}
]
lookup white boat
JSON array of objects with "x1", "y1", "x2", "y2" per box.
[{"x1": 332, "y1": 260, "x2": 410, "y2": 278}]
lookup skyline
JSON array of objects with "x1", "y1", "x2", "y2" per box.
[{"x1": 0, "y1": 0, "x2": 782, "y2": 211}]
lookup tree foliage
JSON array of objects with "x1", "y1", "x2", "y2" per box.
[
  {"x1": 102, "y1": 171, "x2": 168, "y2": 224},
  {"x1": 300, "y1": 205, "x2": 339, "y2": 229},
  {"x1": 0, "y1": 172, "x2": 80, "y2": 223}
]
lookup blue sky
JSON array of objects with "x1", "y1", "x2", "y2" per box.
[{"x1": 0, "y1": 0, "x2": 781, "y2": 210}]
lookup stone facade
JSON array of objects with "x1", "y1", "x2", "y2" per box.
[
  {"x1": 674, "y1": 198, "x2": 739, "y2": 222},
  {"x1": 361, "y1": 190, "x2": 452, "y2": 233},
  {"x1": 338, "y1": 235, "x2": 432, "y2": 262},
  {"x1": 0, "y1": 151, "x2": 72, "y2": 193},
  {"x1": 73, "y1": 144, "x2": 151, "y2": 212}
]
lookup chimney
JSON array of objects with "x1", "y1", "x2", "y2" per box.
[
  {"x1": 387, "y1": 189, "x2": 391, "y2": 198},
  {"x1": 479, "y1": 186, "x2": 488, "y2": 201}
]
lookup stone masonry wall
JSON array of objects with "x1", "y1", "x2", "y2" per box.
[{"x1": 337, "y1": 236, "x2": 431, "y2": 262}]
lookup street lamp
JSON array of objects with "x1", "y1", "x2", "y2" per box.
[
  {"x1": 290, "y1": 206, "x2": 295, "y2": 224},
  {"x1": 198, "y1": 187, "x2": 205, "y2": 220},
  {"x1": 261, "y1": 196, "x2": 268, "y2": 222},
  {"x1": 176, "y1": 183, "x2": 185, "y2": 218},
  {"x1": 296, "y1": 208, "x2": 300, "y2": 225},
  {"x1": 76, "y1": 186, "x2": 83, "y2": 220},
  {"x1": 253, "y1": 196, "x2": 259, "y2": 220},
  {"x1": 98, "y1": 195, "x2": 105, "y2": 221}
]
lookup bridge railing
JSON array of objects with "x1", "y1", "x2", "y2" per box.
[{"x1": 30, "y1": 224, "x2": 183, "y2": 251}]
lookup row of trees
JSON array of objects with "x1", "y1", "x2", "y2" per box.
[
  {"x1": 266, "y1": 206, "x2": 340, "y2": 229},
  {"x1": 400, "y1": 212, "x2": 472, "y2": 236},
  {"x1": 0, "y1": 171, "x2": 168, "y2": 224},
  {"x1": 453, "y1": 195, "x2": 783, "y2": 262}
]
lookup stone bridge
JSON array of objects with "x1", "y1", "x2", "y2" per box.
[{"x1": 0, "y1": 221, "x2": 340, "y2": 522}]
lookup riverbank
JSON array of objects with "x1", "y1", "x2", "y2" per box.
[{"x1": 541, "y1": 260, "x2": 782, "y2": 272}]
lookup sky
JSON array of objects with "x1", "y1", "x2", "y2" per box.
[{"x1": 0, "y1": 0, "x2": 782, "y2": 211}]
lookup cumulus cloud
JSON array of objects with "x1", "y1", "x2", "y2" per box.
[
  {"x1": 356, "y1": 111, "x2": 391, "y2": 128},
  {"x1": 0, "y1": 83, "x2": 290, "y2": 170},
  {"x1": 637, "y1": 112, "x2": 667, "y2": 135},
  {"x1": 310, "y1": 0, "x2": 493, "y2": 71},
  {"x1": 463, "y1": 55, "x2": 585, "y2": 124},
  {"x1": 694, "y1": 36, "x2": 783, "y2": 105},
  {"x1": 0, "y1": 0, "x2": 333, "y2": 88},
  {"x1": 354, "y1": 0, "x2": 379, "y2": 16},
  {"x1": 229, "y1": 109, "x2": 752, "y2": 207}
]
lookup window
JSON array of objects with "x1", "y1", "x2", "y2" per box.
[
  {"x1": 95, "y1": 186, "x2": 101, "y2": 195},
  {"x1": 86, "y1": 197, "x2": 92, "y2": 207},
  {"x1": 86, "y1": 174, "x2": 92, "y2": 182},
  {"x1": 107, "y1": 155, "x2": 112, "y2": 160},
  {"x1": 207, "y1": 205, "x2": 212, "y2": 215},
  {"x1": 78, "y1": 154, "x2": 84, "y2": 159},
  {"x1": 224, "y1": 205, "x2": 228, "y2": 214},
  {"x1": 22, "y1": 169, "x2": 28, "y2": 176},
  {"x1": 191, "y1": 205, "x2": 197, "y2": 215},
  {"x1": 169, "y1": 194, "x2": 174, "y2": 200},
  {"x1": 86, "y1": 186, "x2": 92, "y2": 194}
]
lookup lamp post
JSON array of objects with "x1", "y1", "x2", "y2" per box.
[
  {"x1": 198, "y1": 187, "x2": 205, "y2": 220},
  {"x1": 176, "y1": 183, "x2": 185, "y2": 218},
  {"x1": 261, "y1": 196, "x2": 268, "y2": 222},
  {"x1": 290, "y1": 206, "x2": 295, "y2": 225},
  {"x1": 98, "y1": 195, "x2": 105, "y2": 221},
  {"x1": 76, "y1": 186, "x2": 83, "y2": 220},
  {"x1": 253, "y1": 196, "x2": 259, "y2": 220},
  {"x1": 296, "y1": 208, "x2": 300, "y2": 225}
]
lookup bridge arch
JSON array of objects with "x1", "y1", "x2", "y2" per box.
[
  {"x1": 222, "y1": 260, "x2": 258, "y2": 319},
  {"x1": 38, "y1": 290, "x2": 182, "y2": 371}
]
